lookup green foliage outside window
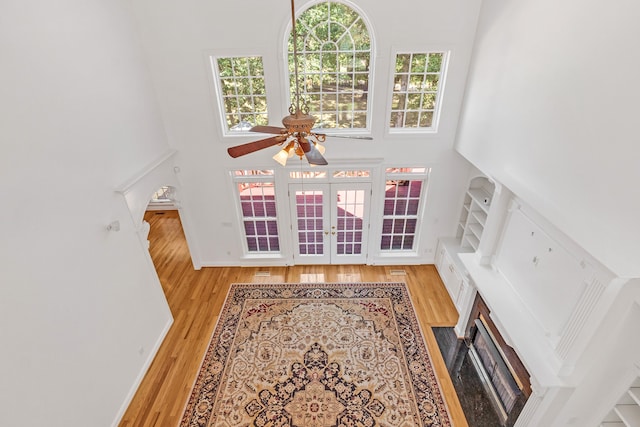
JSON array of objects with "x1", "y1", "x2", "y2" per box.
[
  {"x1": 288, "y1": 1, "x2": 371, "y2": 129},
  {"x1": 216, "y1": 56, "x2": 268, "y2": 131},
  {"x1": 390, "y1": 52, "x2": 445, "y2": 129}
]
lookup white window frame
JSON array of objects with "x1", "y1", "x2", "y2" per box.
[
  {"x1": 378, "y1": 167, "x2": 430, "y2": 254},
  {"x1": 284, "y1": 0, "x2": 375, "y2": 135},
  {"x1": 209, "y1": 54, "x2": 270, "y2": 136},
  {"x1": 386, "y1": 49, "x2": 449, "y2": 134},
  {"x1": 232, "y1": 170, "x2": 282, "y2": 256}
]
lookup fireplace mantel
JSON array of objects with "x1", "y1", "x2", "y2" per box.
[{"x1": 459, "y1": 253, "x2": 565, "y2": 389}]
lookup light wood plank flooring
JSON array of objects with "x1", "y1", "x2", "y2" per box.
[{"x1": 119, "y1": 210, "x2": 468, "y2": 426}]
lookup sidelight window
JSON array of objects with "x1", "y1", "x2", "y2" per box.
[
  {"x1": 233, "y1": 170, "x2": 280, "y2": 254},
  {"x1": 380, "y1": 167, "x2": 429, "y2": 252}
]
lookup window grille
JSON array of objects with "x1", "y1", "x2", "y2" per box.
[
  {"x1": 288, "y1": 2, "x2": 372, "y2": 130},
  {"x1": 294, "y1": 190, "x2": 324, "y2": 255},
  {"x1": 212, "y1": 56, "x2": 269, "y2": 134},
  {"x1": 380, "y1": 167, "x2": 429, "y2": 251},
  {"x1": 389, "y1": 52, "x2": 447, "y2": 131},
  {"x1": 233, "y1": 171, "x2": 280, "y2": 254}
]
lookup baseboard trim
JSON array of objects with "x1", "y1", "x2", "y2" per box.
[{"x1": 111, "y1": 317, "x2": 174, "y2": 427}]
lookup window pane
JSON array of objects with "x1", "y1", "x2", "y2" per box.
[
  {"x1": 214, "y1": 56, "x2": 268, "y2": 133},
  {"x1": 234, "y1": 170, "x2": 275, "y2": 176},
  {"x1": 427, "y1": 53, "x2": 443, "y2": 73},
  {"x1": 294, "y1": 191, "x2": 325, "y2": 257},
  {"x1": 404, "y1": 111, "x2": 419, "y2": 127},
  {"x1": 333, "y1": 170, "x2": 370, "y2": 178},
  {"x1": 237, "y1": 181, "x2": 280, "y2": 253},
  {"x1": 335, "y1": 189, "x2": 366, "y2": 255},
  {"x1": 407, "y1": 93, "x2": 422, "y2": 109},
  {"x1": 244, "y1": 222, "x2": 255, "y2": 235},
  {"x1": 289, "y1": 171, "x2": 327, "y2": 179},
  {"x1": 218, "y1": 58, "x2": 232, "y2": 76},
  {"x1": 380, "y1": 178, "x2": 425, "y2": 252},
  {"x1": 385, "y1": 167, "x2": 427, "y2": 174},
  {"x1": 419, "y1": 112, "x2": 434, "y2": 128},
  {"x1": 426, "y1": 74, "x2": 439, "y2": 90},
  {"x1": 290, "y1": 2, "x2": 372, "y2": 129},
  {"x1": 389, "y1": 112, "x2": 404, "y2": 128},
  {"x1": 388, "y1": 52, "x2": 446, "y2": 131},
  {"x1": 409, "y1": 180, "x2": 423, "y2": 196},
  {"x1": 410, "y1": 54, "x2": 427, "y2": 73}
]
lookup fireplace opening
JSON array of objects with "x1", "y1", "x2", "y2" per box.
[
  {"x1": 469, "y1": 317, "x2": 522, "y2": 422},
  {"x1": 464, "y1": 295, "x2": 531, "y2": 427}
]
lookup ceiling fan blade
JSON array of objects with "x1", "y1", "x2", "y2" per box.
[
  {"x1": 250, "y1": 125, "x2": 287, "y2": 134},
  {"x1": 303, "y1": 143, "x2": 328, "y2": 166},
  {"x1": 227, "y1": 135, "x2": 287, "y2": 158},
  {"x1": 312, "y1": 131, "x2": 373, "y2": 140}
]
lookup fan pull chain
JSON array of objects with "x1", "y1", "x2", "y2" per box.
[{"x1": 298, "y1": 156, "x2": 306, "y2": 200}]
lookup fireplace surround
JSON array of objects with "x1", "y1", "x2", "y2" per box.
[{"x1": 463, "y1": 294, "x2": 531, "y2": 426}]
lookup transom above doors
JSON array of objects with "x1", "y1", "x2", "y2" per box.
[{"x1": 287, "y1": 168, "x2": 372, "y2": 182}]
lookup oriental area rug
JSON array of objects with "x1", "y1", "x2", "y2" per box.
[{"x1": 180, "y1": 283, "x2": 451, "y2": 427}]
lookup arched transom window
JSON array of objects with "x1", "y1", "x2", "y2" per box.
[{"x1": 288, "y1": 1, "x2": 372, "y2": 130}]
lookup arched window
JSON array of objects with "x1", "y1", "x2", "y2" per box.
[{"x1": 288, "y1": 1, "x2": 372, "y2": 130}]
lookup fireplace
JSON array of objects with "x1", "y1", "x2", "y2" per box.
[{"x1": 464, "y1": 295, "x2": 531, "y2": 426}]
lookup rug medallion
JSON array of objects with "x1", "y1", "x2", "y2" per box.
[{"x1": 180, "y1": 283, "x2": 451, "y2": 426}]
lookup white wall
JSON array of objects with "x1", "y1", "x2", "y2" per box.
[
  {"x1": 455, "y1": 0, "x2": 640, "y2": 277},
  {"x1": 0, "y1": 0, "x2": 173, "y2": 425},
  {"x1": 494, "y1": 205, "x2": 589, "y2": 338},
  {"x1": 130, "y1": 0, "x2": 481, "y2": 264},
  {"x1": 454, "y1": 3, "x2": 640, "y2": 422},
  {"x1": 547, "y1": 279, "x2": 640, "y2": 426}
]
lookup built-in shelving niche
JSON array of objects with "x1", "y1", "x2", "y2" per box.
[{"x1": 456, "y1": 176, "x2": 495, "y2": 250}]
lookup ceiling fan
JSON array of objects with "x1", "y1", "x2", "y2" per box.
[{"x1": 226, "y1": 0, "x2": 372, "y2": 166}]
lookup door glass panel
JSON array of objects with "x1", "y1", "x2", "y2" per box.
[
  {"x1": 289, "y1": 181, "x2": 370, "y2": 265},
  {"x1": 335, "y1": 189, "x2": 366, "y2": 255},
  {"x1": 295, "y1": 191, "x2": 324, "y2": 255}
]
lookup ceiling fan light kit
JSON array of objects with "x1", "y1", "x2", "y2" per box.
[
  {"x1": 273, "y1": 141, "x2": 296, "y2": 166},
  {"x1": 226, "y1": 0, "x2": 367, "y2": 167}
]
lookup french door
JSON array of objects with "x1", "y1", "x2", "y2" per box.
[{"x1": 289, "y1": 182, "x2": 371, "y2": 264}]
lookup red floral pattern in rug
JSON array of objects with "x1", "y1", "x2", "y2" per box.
[{"x1": 180, "y1": 283, "x2": 451, "y2": 427}]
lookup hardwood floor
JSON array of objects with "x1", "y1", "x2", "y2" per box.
[{"x1": 119, "y1": 210, "x2": 469, "y2": 426}]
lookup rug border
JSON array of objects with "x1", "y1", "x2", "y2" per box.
[
  {"x1": 177, "y1": 281, "x2": 237, "y2": 425},
  {"x1": 178, "y1": 282, "x2": 453, "y2": 427},
  {"x1": 401, "y1": 282, "x2": 454, "y2": 422}
]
